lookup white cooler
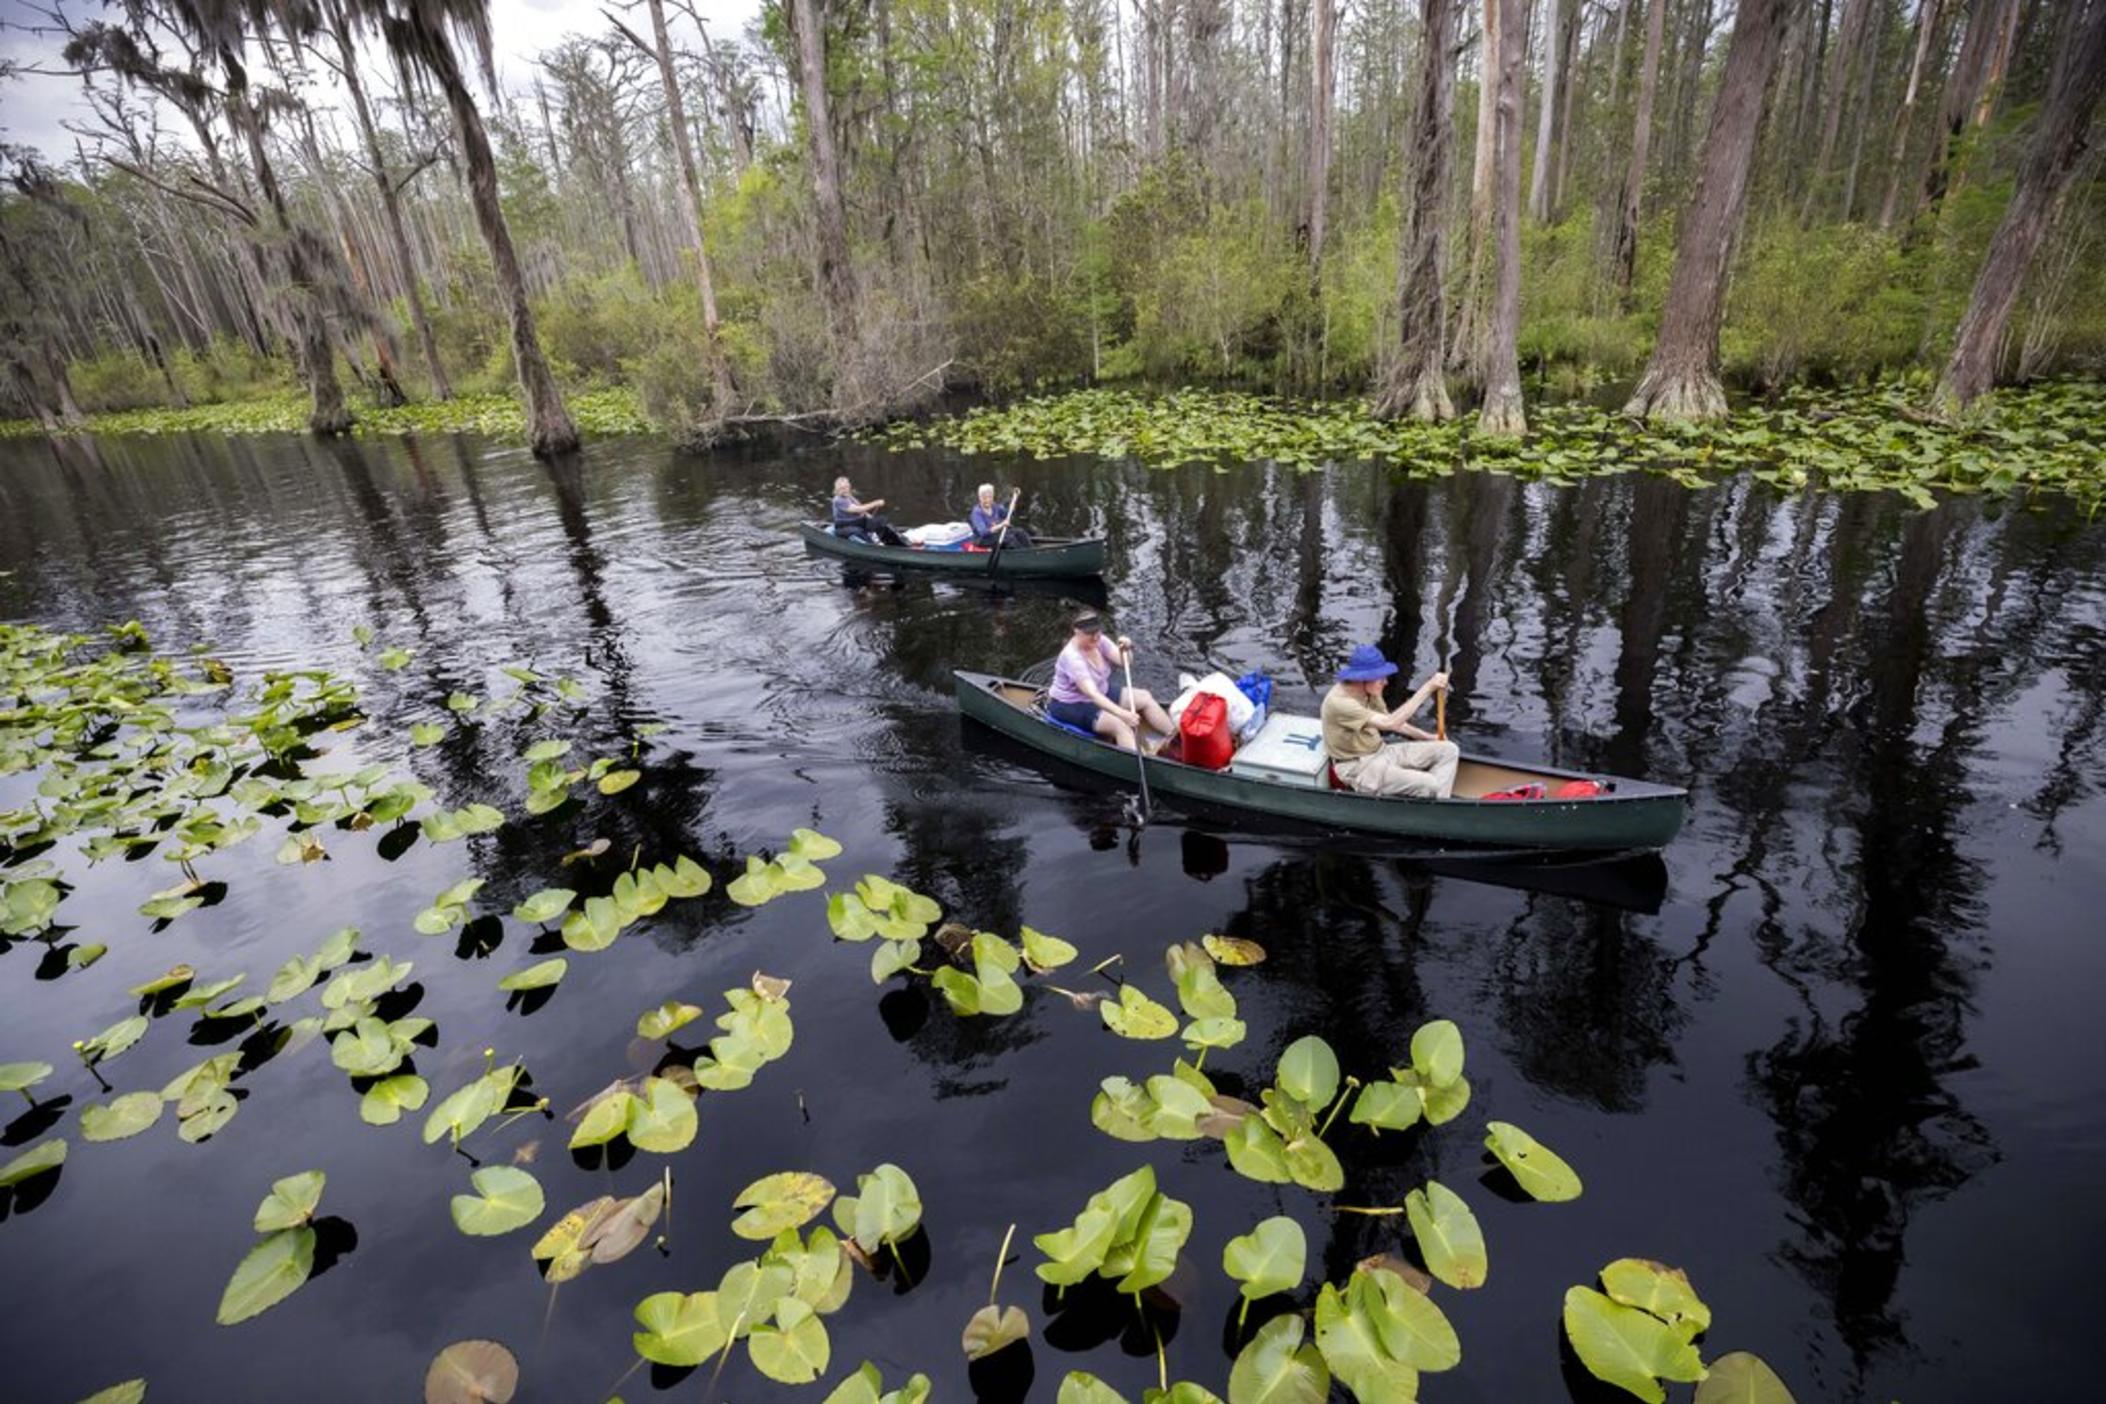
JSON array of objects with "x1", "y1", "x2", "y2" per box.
[{"x1": 1227, "y1": 713, "x2": 1330, "y2": 788}]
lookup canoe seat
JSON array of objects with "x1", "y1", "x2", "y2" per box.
[{"x1": 1042, "y1": 712, "x2": 1099, "y2": 743}]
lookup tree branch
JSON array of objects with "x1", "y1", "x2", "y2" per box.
[{"x1": 102, "y1": 156, "x2": 257, "y2": 227}]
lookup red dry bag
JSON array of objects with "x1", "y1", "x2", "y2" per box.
[{"x1": 1179, "y1": 692, "x2": 1234, "y2": 771}]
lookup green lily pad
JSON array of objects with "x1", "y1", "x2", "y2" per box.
[
  {"x1": 0, "y1": 1137, "x2": 67, "y2": 1187},
  {"x1": 1405, "y1": 1180, "x2": 1486, "y2": 1290},
  {"x1": 216, "y1": 1227, "x2": 316, "y2": 1326},
  {"x1": 0, "y1": 1060, "x2": 54, "y2": 1094},
  {"x1": 1228, "y1": 1311, "x2": 1330, "y2": 1404},
  {"x1": 1562, "y1": 1285, "x2": 1706, "y2": 1404},
  {"x1": 423, "y1": 1339, "x2": 517, "y2": 1404},
  {"x1": 359, "y1": 1074, "x2": 430, "y2": 1126},
  {"x1": 1020, "y1": 925, "x2": 1078, "y2": 973},
  {"x1": 497, "y1": 958, "x2": 567, "y2": 992},
  {"x1": 510, "y1": 888, "x2": 575, "y2": 924},
  {"x1": 832, "y1": 1162, "x2": 922, "y2": 1254},
  {"x1": 1101, "y1": 984, "x2": 1177, "y2": 1039},
  {"x1": 252, "y1": 1171, "x2": 326, "y2": 1231},
  {"x1": 1277, "y1": 1034, "x2": 1340, "y2": 1108},
  {"x1": 1601, "y1": 1258, "x2": 1712, "y2": 1337},
  {"x1": 81, "y1": 1091, "x2": 164, "y2": 1142},
  {"x1": 633, "y1": 1290, "x2": 729, "y2": 1367},
  {"x1": 451, "y1": 1165, "x2": 545, "y2": 1236},
  {"x1": 750, "y1": 1297, "x2": 831, "y2": 1384},
  {"x1": 625, "y1": 1076, "x2": 697, "y2": 1153},
  {"x1": 1223, "y1": 1215, "x2": 1306, "y2": 1302},
  {"x1": 1484, "y1": 1120, "x2": 1583, "y2": 1202},
  {"x1": 1693, "y1": 1352, "x2": 1797, "y2": 1403},
  {"x1": 734, "y1": 1172, "x2": 838, "y2": 1240},
  {"x1": 637, "y1": 1000, "x2": 702, "y2": 1039},
  {"x1": 962, "y1": 1303, "x2": 1031, "y2": 1360}
]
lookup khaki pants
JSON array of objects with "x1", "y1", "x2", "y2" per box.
[{"x1": 1336, "y1": 740, "x2": 1460, "y2": 799}]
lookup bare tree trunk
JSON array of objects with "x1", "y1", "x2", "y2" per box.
[
  {"x1": 1481, "y1": 0, "x2": 1529, "y2": 434},
  {"x1": 1934, "y1": 0, "x2": 2106, "y2": 412},
  {"x1": 644, "y1": 0, "x2": 736, "y2": 410},
  {"x1": 1612, "y1": 0, "x2": 1669, "y2": 300},
  {"x1": 791, "y1": 0, "x2": 858, "y2": 334},
  {"x1": 1454, "y1": 0, "x2": 1505, "y2": 376},
  {"x1": 1308, "y1": 0, "x2": 1337, "y2": 274},
  {"x1": 1551, "y1": 0, "x2": 1583, "y2": 212},
  {"x1": 1917, "y1": 0, "x2": 2015, "y2": 223},
  {"x1": 1878, "y1": 0, "x2": 1945, "y2": 229},
  {"x1": 326, "y1": 1, "x2": 448, "y2": 398},
  {"x1": 1837, "y1": 8, "x2": 1885, "y2": 219},
  {"x1": 1529, "y1": 0, "x2": 1561, "y2": 219},
  {"x1": 420, "y1": 22, "x2": 577, "y2": 455},
  {"x1": 1375, "y1": 0, "x2": 1460, "y2": 420},
  {"x1": 1801, "y1": 0, "x2": 1874, "y2": 222},
  {"x1": 1625, "y1": 0, "x2": 1797, "y2": 421}
]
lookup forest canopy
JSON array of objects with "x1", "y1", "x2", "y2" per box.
[{"x1": 1, "y1": 0, "x2": 2101, "y2": 450}]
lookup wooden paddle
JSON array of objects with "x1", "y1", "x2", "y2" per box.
[
  {"x1": 1122, "y1": 648, "x2": 1152, "y2": 824},
  {"x1": 1436, "y1": 659, "x2": 1448, "y2": 742},
  {"x1": 983, "y1": 487, "x2": 1022, "y2": 576}
]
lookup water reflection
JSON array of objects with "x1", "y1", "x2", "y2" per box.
[{"x1": 0, "y1": 430, "x2": 2101, "y2": 1402}]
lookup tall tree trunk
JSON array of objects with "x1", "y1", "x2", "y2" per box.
[
  {"x1": 790, "y1": 0, "x2": 858, "y2": 336},
  {"x1": 225, "y1": 73, "x2": 350, "y2": 437},
  {"x1": 1837, "y1": 8, "x2": 1885, "y2": 219},
  {"x1": 1802, "y1": 0, "x2": 1875, "y2": 222},
  {"x1": 1612, "y1": 0, "x2": 1670, "y2": 300},
  {"x1": 1917, "y1": 0, "x2": 2015, "y2": 223},
  {"x1": 327, "y1": 1, "x2": 449, "y2": 398},
  {"x1": 418, "y1": 21, "x2": 577, "y2": 455},
  {"x1": 1625, "y1": 0, "x2": 1797, "y2": 421},
  {"x1": 1551, "y1": 0, "x2": 1583, "y2": 212},
  {"x1": 1454, "y1": 0, "x2": 1505, "y2": 375},
  {"x1": 643, "y1": 0, "x2": 736, "y2": 411},
  {"x1": 1878, "y1": 0, "x2": 1945, "y2": 229},
  {"x1": 1528, "y1": 0, "x2": 1561, "y2": 219},
  {"x1": 1481, "y1": 0, "x2": 1529, "y2": 434},
  {"x1": 1308, "y1": 0, "x2": 1337, "y2": 274},
  {"x1": 1375, "y1": 0, "x2": 1460, "y2": 420},
  {"x1": 1934, "y1": 0, "x2": 2106, "y2": 412}
]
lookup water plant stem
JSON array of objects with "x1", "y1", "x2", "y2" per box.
[{"x1": 987, "y1": 1222, "x2": 1017, "y2": 1304}]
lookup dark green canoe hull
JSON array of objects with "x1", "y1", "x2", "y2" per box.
[
  {"x1": 956, "y1": 670, "x2": 1688, "y2": 851},
  {"x1": 801, "y1": 524, "x2": 1106, "y2": 579}
]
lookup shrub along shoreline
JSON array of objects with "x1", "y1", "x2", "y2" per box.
[{"x1": 6, "y1": 378, "x2": 2101, "y2": 515}]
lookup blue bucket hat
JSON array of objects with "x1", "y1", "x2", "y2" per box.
[{"x1": 1337, "y1": 644, "x2": 1398, "y2": 683}]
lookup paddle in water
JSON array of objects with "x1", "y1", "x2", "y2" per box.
[{"x1": 1122, "y1": 648, "x2": 1151, "y2": 826}]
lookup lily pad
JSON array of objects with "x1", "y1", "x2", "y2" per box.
[
  {"x1": 423, "y1": 1339, "x2": 518, "y2": 1404},
  {"x1": 1228, "y1": 1311, "x2": 1330, "y2": 1404},
  {"x1": 633, "y1": 1290, "x2": 729, "y2": 1367},
  {"x1": 637, "y1": 1000, "x2": 702, "y2": 1039},
  {"x1": 217, "y1": 1227, "x2": 316, "y2": 1326},
  {"x1": 1202, "y1": 934, "x2": 1267, "y2": 965},
  {"x1": 832, "y1": 1162, "x2": 922, "y2": 1254},
  {"x1": 1484, "y1": 1120, "x2": 1584, "y2": 1202},
  {"x1": 1404, "y1": 1181, "x2": 1486, "y2": 1290},
  {"x1": 734, "y1": 1172, "x2": 838, "y2": 1240},
  {"x1": 1562, "y1": 1285, "x2": 1706, "y2": 1404},
  {"x1": 0, "y1": 1060, "x2": 55, "y2": 1093},
  {"x1": 1601, "y1": 1258, "x2": 1712, "y2": 1337},
  {"x1": 496, "y1": 958, "x2": 567, "y2": 992},
  {"x1": 625, "y1": 1076, "x2": 698, "y2": 1153},
  {"x1": 0, "y1": 1137, "x2": 67, "y2": 1187},
  {"x1": 80, "y1": 1091, "x2": 164, "y2": 1142},
  {"x1": 1277, "y1": 1035, "x2": 1341, "y2": 1108},
  {"x1": 1693, "y1": 1352, "x2": 1796, "y2": 1403},
  {"x1": 1223, "y1": 1215, "x2": 1306, "y2": 1302},
  {"x1": 510, "y1": 888, "x2": 575, "y2": 924},
  {"x1": 253, "y1": 1171, "x2": 326, "y2": 1231},
  {"x1": 360, "y1": 1075, "x2": 430, "y2": 1126},
  {"x1": 450, "y1": 1165, "x2": 545, "y2": 1236},
  {"x1": 1020, "y1": 925, "x2": 1079, "y2": 973},
  {"x1": 750, "y1": 1296, "x2": 831, "y2": 1384},
  {"x1": 962, "y1": 1303, "x2": 1031, "y2": 1359},
  {"x1": 1100, "y1": 984, "x2": 1178, "y2": 1039}
]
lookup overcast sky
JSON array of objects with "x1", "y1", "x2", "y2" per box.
[{"x1": 0, "y1": 0, "x2": 764, "y2": 166}]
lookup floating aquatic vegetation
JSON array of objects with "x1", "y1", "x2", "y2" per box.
[
  {"x1": 932, "y1": 932, "x2": 1026, "y2": 1016},
  {"x1": 424, "y1": 1058, "x2": 531, "y2": 1148},
  {"x1": 0, "y1": 387, "x2": 652, "y2": 443},
  {"x1": 1483, "y1": 1120, "x2": 1584, "y2": 1202},
  {"x1": 218, "y1": 1172, "x2": 326, "y2": 1326},
  {"x1": 0, "y1": 1137, "x2": 66, "y2": 1187},
  {"x1": 496, "y1": 958, "x2": 567, "y2": 993},
  {"x1": 869, "y1": 381, "x2": 2106, "y2": 512},
  {"x1": 1317, "y1": 1260, "x2": 1461, "y2": 1397},
  {"x1": 833, "y1": 1163, "x2": 923, "y2": 1261},
  {"x1": 80, "y1": 1091, "x2": 164, "y2": 1142},
  {"x1": 962, "y1": 1223, "x2": 1031, "y2": 1360},
  {"x1": 1227, "y1": 1312, "x2": 1329, "y2": 1404},
  {"x1": 1350, "y1": 1019, "x2": 1471, "y2": 1133},
  {"x1": 450, "y1": 1166, "x2": 545, "y2": 1237},
  {"x1": 1201, "y1": 935, "x2": 1267, "y2": 966},
  {"x1": 533, "y1": 1179, "x2": 668, "y2": 1283},
  {"x1": 1404, "y1": 1182, "x2": 1487, "y2": 1290},
  {"x1": 825, "y1": 1361, "x2": 934, "y2": 1404},
  {"x1": 1100, "y1": 984, "x2": 1178, "y2": 1039},
  {"x1": 423, "y1": 1340, "x2": 517, "y2": 1404},
  {"x1": 74, "y1": 1380, "x2": 147, "y2": 1404},
  {"x1": 567, "y1": 1074, "x2": 698, "y2": 1154},
  {"x1": 735, "y1": 1172, "x2": 838, "y2": 1240},
  {"x1": 1222, "y1": 1216, "x2": 1307, "y2": 1328},
  {"x1": 686, "y1": 977, "x2": 795, "y2": 1090},
  {"x1": 1034, "y1": 1164, "x2": 1191, "y2": 1297}
]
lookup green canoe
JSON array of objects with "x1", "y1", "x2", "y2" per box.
[
  {"x1": 800, "y1": 523, "x2": 1107, "y2": 578},
  {"x1": 956, "y1": 670, "x2": 1688, "y2": 851}
]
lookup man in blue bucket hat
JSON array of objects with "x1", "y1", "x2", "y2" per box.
[{"x1": 1320, "y1": 644, "x2": 1459, "y2": 798}]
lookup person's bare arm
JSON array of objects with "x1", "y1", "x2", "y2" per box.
[{"x1": 1383, "y1": 672, "x2": 1449, "y2": 730}]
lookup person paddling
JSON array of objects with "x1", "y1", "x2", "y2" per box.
[
  {"x1": 831, "y1": 476, "x2": 907, "y2": 546},
  {"x1": 969, "y1": 484, "x2": 1032, "y2": 548},
  {"x1": 1045, "y1": 610, "x2": 1173, "y2": 753},
  {"x1": 1321, "y1": 644, "x2": 1458, "y2": 798}
]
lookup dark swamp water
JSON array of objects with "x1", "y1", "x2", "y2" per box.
[{"x1": 1, "y1": 429, "x2": 2102, "y2": 1404}]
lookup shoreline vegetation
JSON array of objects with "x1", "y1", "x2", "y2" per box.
[
  {"x1": 8, "y1": 378, "x2": 2101, "y2": 514},
  {"x1": 3, "y1": 2, "x2": 2103, "y2": 465}
]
